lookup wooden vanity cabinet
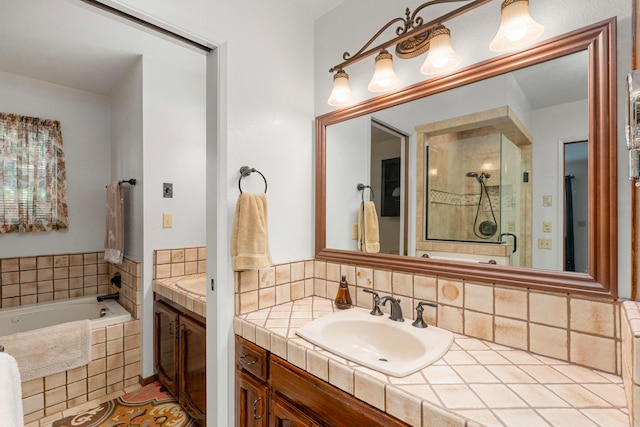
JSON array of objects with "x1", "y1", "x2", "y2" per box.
[
  {"x1": 236, "y1": 337, "x2": 269, "y2": 426},
  {"x1": 153, "y1": 299, "x2": 179, "y2": 396},
  {"x1": 154, "y1": 298, "x2": 206, "y2": 425},
  {"x1": 235, "y1": 336, "x2": 409, "y2": 427}
]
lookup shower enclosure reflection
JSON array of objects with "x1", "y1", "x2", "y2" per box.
[{"x1": 416, "y1": 106, "x2": 532, "y2": 267}]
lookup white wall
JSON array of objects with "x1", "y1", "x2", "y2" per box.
[
  {"x1": 315, "y1": 0, "x2": 633, "y2": 297},
  {"x1": 531, "y1": 99, "x2": 588, "y2": 270},
  {"x1": 111, "y1": 59, "x2": 144, "y2": 261},
  {"x1": 0, "y1": 71, "x2": 111, "y2": 257},
  {"x1": 326, "y1": 116, "x2": 370, "y2": 250},
  {"x1": 140, "y1": 53, "x2": 207, "y2": 380}
]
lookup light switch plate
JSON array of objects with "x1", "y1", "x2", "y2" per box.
[
  {"x1": 542, "y1": 195, "x2": 552, "y2": 207},
  {"x1": 537, "y1": 238, "x2": 552, "y2": 249},
  {"x1": 542, "y1": 221, "x2": 552, "y2": 233},
  {"x1": 351, "y1": 223, "x2": 359, "y2": 240},
  {"x1": 163, "y1": 213, "x2": 173, "y2": 228}
]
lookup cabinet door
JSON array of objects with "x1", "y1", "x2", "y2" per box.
[
  {"x1": 270, "y1": 395, "x2": 320, "y2": 427},
  {"x1": 179, "y1": 314, "x2": 207, "y2": 425},
  {"x1": 236, "y1": 370, "x2": 268, "y2": 427},
  {"x1": 153, "y1": 300, "x2": 179, "y2": 396}
]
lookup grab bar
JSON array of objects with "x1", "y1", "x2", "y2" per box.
[{"x1": 499, "y1": 233, "x2": 517, "y2": 253}]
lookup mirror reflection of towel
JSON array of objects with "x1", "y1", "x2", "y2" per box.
[
  {"x1": 358, "y1": 201, "x2": 380, "y2": 253},
  {"x1": 231, "y1": 193, "x2": 273, "y2": 271}
]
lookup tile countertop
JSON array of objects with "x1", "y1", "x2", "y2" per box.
[
  {"x1": 152, "y1": 273, "x2": 206, "y2": 318},
  {"x1": 234, "y1": 296, "x2": 629, "y2": 427}
]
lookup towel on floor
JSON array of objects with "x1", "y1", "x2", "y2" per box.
[
  {"x1": 0, "y1": 320, "x2": 91, "y2": 381},
  {"x1": 0, "y1": 352, "x2": 24, "y2": 427},
  {"x1": 104, "y1": 181, "x2": 124, "y2": 265},
  {"x1": 358, "y1": 201, "x2": 380, "y2": 253},
  {"x1": 231, "y1": 192, "x2": 273, "y2": 271}
]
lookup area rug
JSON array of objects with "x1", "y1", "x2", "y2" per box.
[{"x1": 52, "y1": 381, "x2": 196, "y2": 427}]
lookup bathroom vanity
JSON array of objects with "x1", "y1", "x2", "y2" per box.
[
  {"x1": 236, "y1": 336, "x2": 410, "y2": 426},
  {"x1": 235, "y1": 296, "x2": 628, "y2": 427},
  {"x1": 153, "y1": 282, "x2": 207, "y2": 426}
]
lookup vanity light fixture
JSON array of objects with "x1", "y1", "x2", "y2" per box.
[
  {"x1": 327, "y1": 69, "x2": 355, "y2": 106},
  {"x1": 368, "y1": 49, "x2": 401, "y2": 92},
  {"x1": 327, "y1": 0, "x2": 544, "y2": 106},
  {"x1": 420, "y1": 25, "x2": 461, "y2": 75},
  {"x1": 489, "y1": 0, "x2": 544, "y2": 52}
]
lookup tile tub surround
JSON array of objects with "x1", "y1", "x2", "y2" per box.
[
  {"x1": 235, "y1": 297, "x2": 629, "y2": 427},
  {"x1": 107, "y1": 257, "x2": 142, "y2": 319},
  {"x1": 0, "y1": 252, "x2": 112, "y2": 308},
  {"x1": 234, "y1": 259, "x2": 620, "y2": 374},
  {"x1": 20, "y1": 319, "x2": 142, "y2": 425}
]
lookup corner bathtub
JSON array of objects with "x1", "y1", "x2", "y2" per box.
[{"x1": 0, "y1": 297, "x2": 132, "y2": 336}]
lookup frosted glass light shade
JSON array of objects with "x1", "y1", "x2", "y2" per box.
[
  {"x1": 367, "y1": 49, "x2": 401, "y2": 92},
  {"x1": 420, "y1": 26, "x2": 461, "y2": 75},
  {"x1": 327, "y1": 69, "x2": 355, "y2": 107},
  {"x1": 489, "y1": 0, "x2": 544, "y2": 52}
]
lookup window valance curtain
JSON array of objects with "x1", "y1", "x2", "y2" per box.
[{"x1": 0, "y1": 112, "x2": 69, "y2": 233}]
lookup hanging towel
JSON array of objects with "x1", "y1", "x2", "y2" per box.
[
  {"x1": 0, "y1": 352, "x2": 24, "y2": 427},
  {"x1": 358, "y1": 201, "x2": 380, "y2": 253},
  {"x1": 104, "y1": 182, "x2": 124, "y2": 265},
  {"x1": 231, "y1": 192, "x2": 273, "y2": 271}
]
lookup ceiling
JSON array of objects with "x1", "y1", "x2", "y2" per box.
[{"x1": 0, "y1": 0, "x2": 346, "y2": 96}]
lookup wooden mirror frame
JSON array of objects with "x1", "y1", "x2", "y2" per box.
[{"x1": 315, "y1": 19, "x2": 617, "y2": 299}]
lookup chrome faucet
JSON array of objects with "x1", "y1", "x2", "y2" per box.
[{"x1": 379, "y1": 296, "x2": 404, "y2": 322}]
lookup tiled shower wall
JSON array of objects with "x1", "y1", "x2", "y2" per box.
[{"x1": 235, "y1": 259, "x2": 621, "y2": 375}]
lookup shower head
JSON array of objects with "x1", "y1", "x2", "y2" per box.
[{"x1": 466, "y1": 171, "x2": 490, "y2": 183}]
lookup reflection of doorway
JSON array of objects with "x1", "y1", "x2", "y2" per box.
[
  {"x1": 564, "y1": 141, "x2": 588, "y2": 272},
  {"x1": 370, "y1": 120, "x2": 408, "y2": 255}
]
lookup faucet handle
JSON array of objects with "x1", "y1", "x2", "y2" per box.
[
  {"x1": 363, "y1": 288, "x2": 383, "y2": 316},
  {"x1": 412, "y1": 301, "x2": 437, "y2": 328}
]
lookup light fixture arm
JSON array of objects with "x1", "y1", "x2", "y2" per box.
[{"x1": 328, "y1": 0, "x2": 491, "y2": 73}]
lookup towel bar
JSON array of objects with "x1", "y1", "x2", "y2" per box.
[
  {"x1": 357, "y1": 183, "x2": 374, "y2": 202},
  {"x1": 238, "y1": 166, "x2": 268, "y2": 193}
]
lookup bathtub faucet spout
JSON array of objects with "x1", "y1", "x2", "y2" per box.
[{"x1": 97, "y1": 292, "x2": 119, "y2": 302}]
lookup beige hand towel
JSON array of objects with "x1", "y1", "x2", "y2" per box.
[
  {"x1": 231, "y1": 193, "x2": 273, "y2": 271},
  {"x1": 358, "y1": 201, "x2": 380, "y2": 253},
  {"x1": 104, "y1": 182, "x2": 124, "y2": 265}
]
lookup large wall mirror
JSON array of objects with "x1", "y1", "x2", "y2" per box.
[{"x1": 315, "y1": 19, "x2": 617, "y2": 298}]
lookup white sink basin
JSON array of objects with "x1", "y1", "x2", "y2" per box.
[
  {"x1": 176, "y1": 277, "x2": 206, "y2": 296},
  {"x1": 296, "y1": 307, "x2": 453, "y2": 377}
]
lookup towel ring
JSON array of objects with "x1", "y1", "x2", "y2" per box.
[
  {"x1": 239, "y1": 166, "x2": 268, "y2": 193},
  {"x1": 357, "y1": 183, "x2": 374, "y2": 202}
]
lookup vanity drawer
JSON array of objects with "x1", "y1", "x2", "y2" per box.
[{"x1": 235, "y1": 336, "x2": 268, "y2": 382}]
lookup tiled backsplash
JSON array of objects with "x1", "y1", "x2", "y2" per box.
[
  {"x1": 0, "y1": 252, "x2": 111, "y2": 308},
  {"x1": 235, "y1": 259, "x2": 621, "y2": 375},
  {"x1": 21, "y1": 320, "x2": 141, "y2": 424},
  {"x1": 153, "y1": 247, "x2": 206, "y2": 279},
  {"x1": 621, "y1": 301, "x2": 640, "y2": 426}
]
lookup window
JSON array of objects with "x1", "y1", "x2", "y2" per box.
[{"x1": 0, "y1": 113, "x2": 68, "y2": 233}]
